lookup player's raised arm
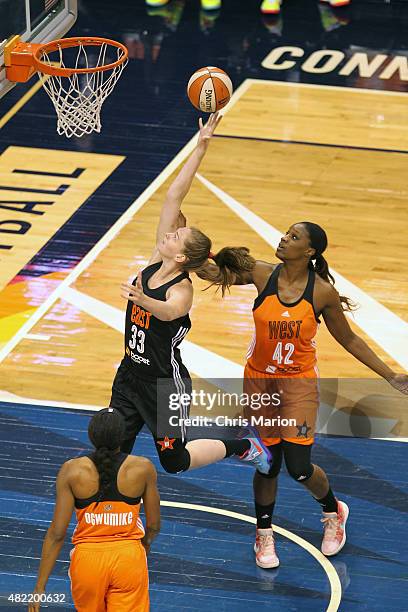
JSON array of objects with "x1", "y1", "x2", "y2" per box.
[
  {"x1": 321, "y1": 283, "x2": 408, "y2": 393},
  {"x1": 155, "y1": 112, "x2": 222, "y2": 247},
  {"x1": 140, "y1": 460, "x2": 160, "y2": 555}
]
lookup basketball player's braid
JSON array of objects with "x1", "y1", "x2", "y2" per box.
[
  {"x1": 87, "y1": 408, "x2": 126, "y2": 498},
  {"x1": 93, "y1": 447, "x2": 116, "y2": 497},
  {"x1": 313, "y1": 255, "x2": 334, "y2": 284},
  {"x1": 310, "y1": 255, "x2": 356, "y2": 312},
  {"x1": 302, "y1": 221, "x2": 357, "y2": 313}
]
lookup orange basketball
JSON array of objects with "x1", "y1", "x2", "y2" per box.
[{"x1": 187, "y1": 66, "x2": 233, "y2": 112}]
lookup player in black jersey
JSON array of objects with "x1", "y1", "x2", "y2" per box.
[{"x1": 113, "y1": 113, "x2": 271, "y2": 475}]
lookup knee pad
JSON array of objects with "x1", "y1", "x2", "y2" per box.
[
  {"x1": 286, "y1": 463, "x2": 314, "y2": 482},
  {"x1": 257, "y1": 443, "x2": 283, "y2": 478},
  {"x1": 283, "y1": 441, "x2": 314, "y2": 482},
  {"x1": 155, "y1": 439, "x2": 191, "y2": 473}
]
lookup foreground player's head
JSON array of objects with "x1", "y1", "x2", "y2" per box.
[
  {"x1": 158, "y1": 226, "x2": 213, "y2": 271},
  {"x1": 88, "y1": 408, "x2": 125, "y2": 451},
  {"x1": 276, "y1": 222, "x2": 328, "y2": 266},
  {"x1": 276, "y1": 221, "x2": 355, "y2": 311}
]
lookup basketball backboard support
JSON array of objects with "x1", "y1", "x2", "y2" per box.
[{"x1": 0, "y1": 0, "x2": 77, "y2": 99}]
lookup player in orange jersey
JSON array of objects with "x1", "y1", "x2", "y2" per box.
[
  {"x1": 199, "y1": 221, "x2": 408, "y2": 567},
  {"x1": 29, "y1": 408, "x2": 160, "y2": 612}
]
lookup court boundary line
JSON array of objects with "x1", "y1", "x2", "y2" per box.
[
  {"x1": 214, "y1": 133, "x2": 408, "y2": 155},
  {"x1": 242, "y1": 78, "x2": 408, "y2": 97},
  {"x1": 161, "y1": 501, "x2": 341, "y2": 612}
]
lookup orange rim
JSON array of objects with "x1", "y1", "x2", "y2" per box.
[{"x1": 33, "y1": 36, "x2": 128, "y2": 77}]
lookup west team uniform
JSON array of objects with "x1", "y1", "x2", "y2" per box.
[
  {"x1": 111, "y1": 262, "x2": 192, "y2": 449},
  {"x1": 69, "y1": 453, "x2": 148, "y2": 611},
  {"x1": 244, "y1": 264, "x2": 320, "y2": 445}
]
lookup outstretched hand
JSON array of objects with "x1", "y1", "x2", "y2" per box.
[
  {"x1": 121, "y1": 273, "x2": 145, "y2": 306},
  {"x1": 198, "y1": 112, "x2": 222, "y2": 148},
  {"x1": 387, "y1": 373, "x2": 408, "y2": 394}
]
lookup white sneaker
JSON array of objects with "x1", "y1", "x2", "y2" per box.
[
  {"x1": 321, "y1": 500, "x2": 349, "y2": 556},
  {"x1": 254, "y1": 527, "x2": 280, "y2": 568}
]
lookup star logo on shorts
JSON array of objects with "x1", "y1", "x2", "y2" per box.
[
  {"x1": 296, "y1": 421, "x2": 312, "y2": 438},
  {"x1": 157, "y1": 436, "x2": 176, "y2": 451}
]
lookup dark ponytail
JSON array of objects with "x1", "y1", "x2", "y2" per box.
[
  {"x1": 302, "y1": 222, "x2": 357, "y2": 312},
  {"x1": 308, "y1": 254, "x2": 335, "y2": 284},
  {"x1": 199, "y1": 246, "x2": 256, "y2": 296},
  {"x1": 88, "y1": 408, "x2": 126, "y2": 497}
]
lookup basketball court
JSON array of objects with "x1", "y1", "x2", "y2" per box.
[{"x1": 0, "y1": 0, "x2": 407, "y2": 610}]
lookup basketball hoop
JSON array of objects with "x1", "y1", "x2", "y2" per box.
[{"x1": 5, "y1": 36, "x2": 128, "y2": 138}]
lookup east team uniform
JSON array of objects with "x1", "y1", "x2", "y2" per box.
[
  {"x1": 244, "y1": 263, "x2": 320, "y2": 445},
  {"x1": 69, "y1": 453, "x2": 148, "y2": 611},
  {"x1": 111, "y1": 262, "x2": 192, "y2": 451}
]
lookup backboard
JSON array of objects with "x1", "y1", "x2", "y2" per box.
[{"x1": 0, "y1": 0, "x2": 77, "y2": 99}]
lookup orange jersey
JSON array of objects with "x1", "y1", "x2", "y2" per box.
[
  {"x1": 72, "y1": 453, "x2": 145, "y2": 545},
  {"x1": 247, "y1": 264, "x2": 319, "y2": 377},
  {"x1": 73, "y1": 500, "x2": 145, "y2": 545}
]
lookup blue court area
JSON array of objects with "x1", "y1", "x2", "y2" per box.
[{"x1": 0, "y1": 402, "x2": 406, "y2": 611}]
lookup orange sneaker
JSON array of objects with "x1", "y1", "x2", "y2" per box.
[
  {"x1": 254, "y1": 527, "x2": 280, "y2": 568},
  {"x1": 321, "y1": 500, "x2": 349, "y2": 556}
]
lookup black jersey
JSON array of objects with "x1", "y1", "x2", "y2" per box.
[{"x1": 123, "y1": 262, "x2": 192, "y2": 379}]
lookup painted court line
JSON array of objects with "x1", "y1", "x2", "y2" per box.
[
  {"x1": 243, "y1": 77, "x2": 408, "y2": 98},
  {"x1": 161, "y1": 501, "x2": 342, "y2": 612},
  {"x1": 25, "y1": 333, "x2": 51, "y2": 341},
  {"x1": 0, "y1": 391, "x2": 102, "y2": 412},
  {"x1": 214, "y1": 132, "x2": 408, "y2": 156},
  {"x1": 61, "y1": 286, "x2": 243, "y2": 379},
  {"x1": 196, "y1": 173, "x2": 408, "y2": 371}
]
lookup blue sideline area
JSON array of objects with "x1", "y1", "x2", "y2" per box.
[{"x1": 0, "y1": 402, "x2": 407, "y2": 611}]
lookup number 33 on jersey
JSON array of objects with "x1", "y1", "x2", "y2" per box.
[{"x1": 124, "y1": 264, "x2": 192, "y2": 377}]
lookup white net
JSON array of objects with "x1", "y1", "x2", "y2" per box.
[{"x1": 38, "y1": 42, "x2": 128, "y2": 138}]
